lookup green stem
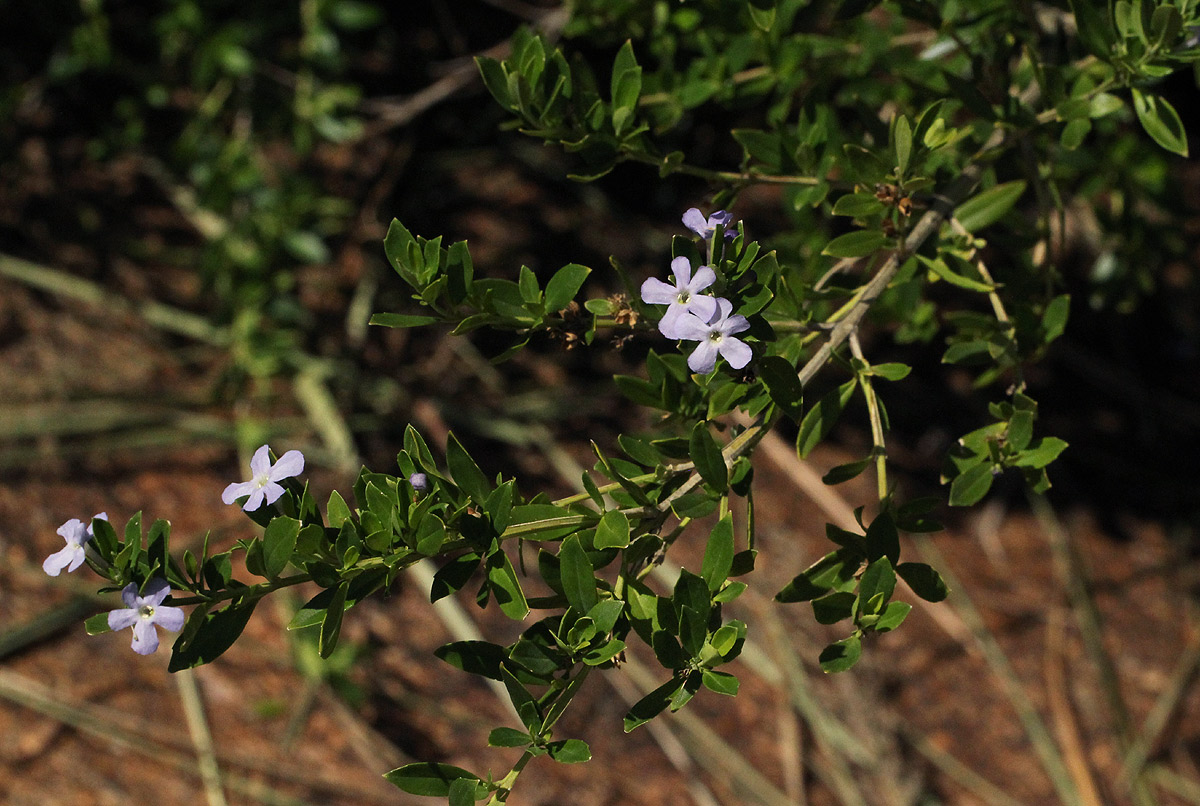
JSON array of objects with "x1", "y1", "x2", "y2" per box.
[{"x1": 849, "y1": 333, "x2": 888, "y2": 502}]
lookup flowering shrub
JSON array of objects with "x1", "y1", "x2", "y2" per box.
[{"x1": 46, "y1": 1, "x2": 1200, "y2": 802}]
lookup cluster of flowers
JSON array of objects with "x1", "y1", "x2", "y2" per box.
[
  {"x1": 47, "y1": 444, "x2": 309, "y2": 655},
  {"x1": 640, "y1": 209, "x2": 751, "y2": 374},
  {"x1": 46, "y1": 445, "x2": 433, "y2": 656}
]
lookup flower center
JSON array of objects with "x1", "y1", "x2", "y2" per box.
[
  {"x1": 676, "y1": 291, "x2": 690, "y2": 304},
  {"x1": 707, "y1": 330, "x2": 723, "y2": 344},
  {"x1": 139, "y1": 604, "x2": 156, "y2": 620},
  {"x1": 253, "y1": 472, "x2": 271, "y2": 489}
]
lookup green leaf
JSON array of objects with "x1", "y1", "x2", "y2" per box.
[
  {"x1": 1132, "y1": 89, "x2": 1188, "y2": 157},
  {"x1": 689, "y1": 422, "x2": 727, "y2": 491},
  {"x1": 822, "y1": 458, "x2": 872, "y2": 485},
  {"x1": 870, "y1": 362, "x2": 911, "y2": 381},
  {"x1": 954, "y1": 180, "x2": 1027, "y2": 232},
  {"x1": 447, "y1": 432, "x2": 490, "y2": 504},
  {"x1": 624, "y1": 676, "x2": 685, "y2": 732},
  {"x1": 748, "y1": 2, "x2": 775, "y2": 30},
  {"x1": 796, "y1": 379, "x2": 857, "y2": 458},
  {"x1": 476, "y1": 56, "x2": 512, "y2": 108},
  {"x1": 832, "y1": 192, "x2": 887, "y2": 218},
  {"x1": 1061, "y1": 118, "x2": 1091, "y2": 150},
  {"x1": 1042, "y1": 295, "x2": 1070, "y2": 343},
  {"x1": 85, "y1": 612, "x2": 112, "y2": 635},
  {"x1": 949, "y1": 462, "x2": 995, "y2": 506},
  {"x1": 384, "y1": 763, "x2": 482, "y2": 797},
  {"x1": 758, "y1": 355, "x2": 804, "y2": 421},
  {"x1": 167, "y1": 599, "x2": 258, "y2": 671},
  {"x1": 875, "y1": 600, "x2": 912, "y2": 632},
  {"x1": 819, "y1": 633, "x2": 862, "y2": 673},
  {"x1": 864, "y1": 512, "x2": 900, "y2": 564},
  {"x1": 488, "y1": 727, "x2": 532, "y2": 748},
  {"x1": 896, "y1": 562, "x2": 949, "y2": 602},
  {"x1": 920, "y1": 255, "x2": 995, "y2": 292},
  {"x1": 893, "y1": 114, "x2": 912, "y2": 175},
  {"x1": 610, "y1": 41, "x2": 642, "y2": 136},
  {"x1": 822, "y1": 229, "x2": 890, "y2": 258},
  {"x1": 544, "y1": 263, "x2": 591, "y2": 312},
  {"x1": 559, "y1": 534, "x2": 598, "y2": 613},
  {"x1": 594, "y1": 510, "x2": 631, "y2": 549},
  {"x1": 547, "y1": 739, "x2": 592, "y2": 763},
  {"x1": 812, "y1": 591, "x2": 857, "y2": 624},
  {"x1": 319, "y1": 581, "x2": 348, "y2": 658},
  {"x1": 261, "y1": 516, "x2": 300, "y2": 580},
  {"x1": 369, "y1": 313, "x2": 440, "y2": 329},
  {"x1": 701, "y1": 669, "x2": 740, "y2": 696},
  {"x1": 326, "y1": 490, "x2": 353, "y2": 528},
  {"x1": 435, "y1": 640, "x2": 506, "y2": 680},
  {"x1": 1014, "y1": 437, "x2": 1068, "y2": 468},
  {"x1": 487, "y1": 551, "x2": 530, "y2": 620},
  {"x1": 858, "y1": 556, "x2": 896, "y2": 611},
  {"x1": 701, "y1": 514, "x2": 735, "y2": 593}
]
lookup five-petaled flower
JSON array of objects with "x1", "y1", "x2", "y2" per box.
[
  {"x1": 107, "y1": 578, "x2": 185, "y2": 655},
  {"x1": 682, "y1": 208, "x2": 736, "y2": 241},
  {"x1": 44, "y1": 513, "x2": 107, "y2": 577},
  {"x1": 222, "y1": 444, "x2": 305, "y2": 512},
  {"x1": 640, "y1": 256, "x2": 719, "y2": 338},
  {"x1": 675, "y1": 298, "x2": 753, "y2": 374}
]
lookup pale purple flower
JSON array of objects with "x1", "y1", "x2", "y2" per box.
[
  {"x1": 682, "y1": 208, "x2": 736, "y2": 241},
  {"x1": 675, "y1": 298, "x2": 752, "y2": 374},
  {"x1": 640, "y1": 256, "x2": 719, "y2": 338},
  {"x1": 409, "y1": 472, "x2": 429, "y2": 493},
  {"x1": 221, "y1": 444, "x2": 305, "y2": 512},
  {"x1": 44, "y1": 512, "x2": 107, "y2": 577},
  {"x1": 107, "y1": 578, "x2": 185, "y2": 655}
]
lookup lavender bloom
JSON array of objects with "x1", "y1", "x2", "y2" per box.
[
  {"x1": 44, "y1": 512, "x2": 108, "y2": 577},
  {"x1": 640, "y1": 256, "x2": 719, "y2": 338},
  {"x1": 682, "y1": 207, "x2": 737, "y2": 241},
  {"x1": 409, "y1": 472, "x2": 429, "y2": 493},
  {"x1": 106, "y1": 578, "x2": 185, "y2": 655},
  {"x1": 221, "y1": 444, "x2": 305, "y2": 512},
  {"x1": 675, "y1": 297, "x2": 752, "y2": 374}
]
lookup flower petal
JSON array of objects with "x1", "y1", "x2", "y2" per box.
[
  {"x1": 657, "y1": 304, "x2": 688, "y2": 339},
  {"x1": 722, "y1": 314, "x2": 751, "y2": 336},
  {"x1": 708, "y1": 210, "x2": 733, "y2": 229},
  {"x1": 686, "y1": 265, "x2": 716, "y2": 295},
  {"x1": 640, "y1": 277, "x2": 678, "y2": 305},
  {"x1": 57, "y1": 519, "x2": 86, "y2": 546},
  {"x1": 153, "y1": 605, "x2": 186, "y2": 633},
  {"x1": 670, "y1": 256, "x2": 693, "y2": 287},
  {"x1": 718, "y1": 336, "x2": 753, "y2": 369},
  {"x1": 120, "y1": 582, "x2": 140, "y2": 609},
  {"x1": 108, "y1": 608, "x2": 139, "y2": 632},
  {"x1": 687, "y1": 340, "x2": 719, "y2": 374},
  {"x1": 43, "y1": 546, "x2": 77, "y2": 577},
  {"x1": 686, "y1": 293, "x2": 718, "y2": 323},
  {"x1": 712, "y1": 297, "x2": 734, "y2": 321},
  {"x1": 243, "y1": 488, "x2": 267, "y2": 512},
  {"x1": 222, "y1": 481, "x2": 257, "y2": 505},
  {"x1": 682, "y1": 208, "x2": 708, "y2": 237},
  {"x1": 248, "y1": 444, "x2": 272, "y2": 476},
  {"x1": 262, "y1": 481, "x2": 286, "y2": 506},
  {"x1": 268, "y1": 450, "x2": 304, "y2": 481},
  {"x1": 674, "y1": 311, "x2": 714, "y2": 341},
  {"x1": 142, "y1": 578, "x2": 172, "y2": 606},
  {"x1": 131, "y1": 619, "x2": 160, "y2": 655}
]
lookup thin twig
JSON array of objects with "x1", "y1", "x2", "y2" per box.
[{"x1": 176, "y1": 669, "x2": 229, "y2": 806}]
